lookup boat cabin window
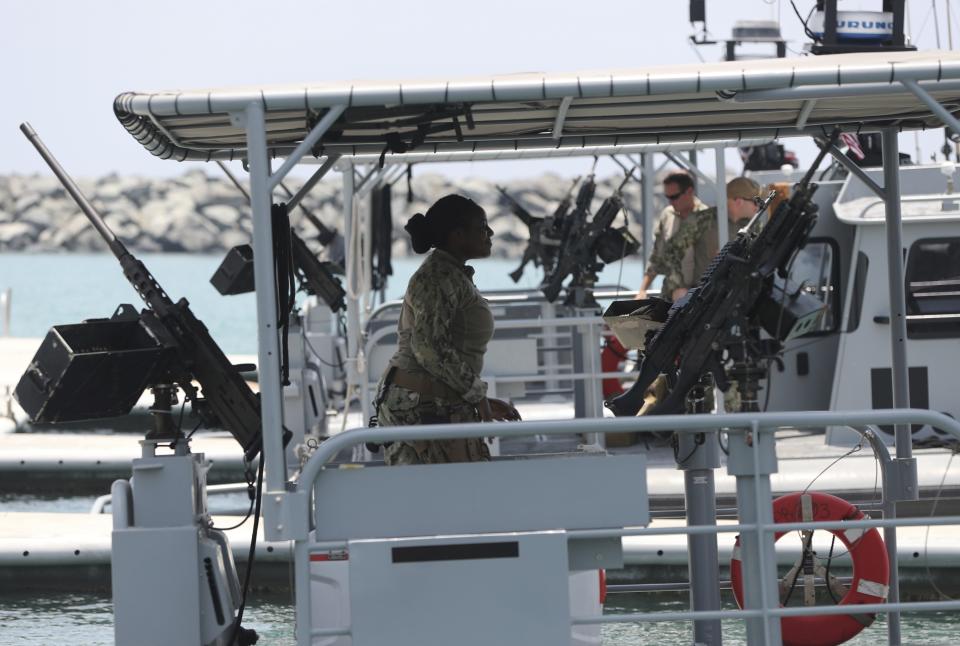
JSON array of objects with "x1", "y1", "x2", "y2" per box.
[
  {"x1": 788, "y1": 238, "x2": 840, "y2": 334},
  {"x1": 905, "y1": 237, "x2": 960, "y2": 339}
]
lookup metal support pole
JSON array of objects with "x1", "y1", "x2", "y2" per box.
[
  {"x1": 285, "y1": 154, "x2": 341, "y2": 211},
  {"x1": 795, "y1": 99, "x2": 817, "y2": 130},
  {"x1": 242, "y1": 101, "x2": 286, "y2": 495},
  {"x1": 268, "y1": 105, "x2": 346, "y2": 190},
  {"x1": 641, "y1": 153, "x2": 655, "y2": 265},
  {"x1": 902, "y1": 79, "x2": 960, "y2": 140},
  {"x1": 294, "y1": 540, "x2": 311, "y2": 645},
  {"x1": 341, "y1": 164, "x2": 364, "y2": 421},
  {"x1": 880, "y1": 128, "x2": 914, "y2": 466},
  {"x1": 677, "y1": 414, "x2": 722, "y2": 645},
  {"x1": 882, "y1": 502, "x2": 902, "y2": 645},
  {"x1": 665, "y1": 152, "x2": 716, "y2": 192},
  {"x1": 216, "y1": 161, "x2": 250, "y2": 201},
  {"x1": 582, "y1": 310, "x2": 605, "y2": 422},
  {"x1": 0, "y1": 288, "x2": 10, "y2": 336},
  {"x1": 852, "y1": 425, "x2": 902, "y2": 645},
  {"x1": 714, "y1": 145, "x2": 729, "y2": 245},
  {"x1": 728, "y1": 423, "x2": 782, "y2": 645},
  {"x1": 826, "y1": 146, "x2": 887, "y2": 200},
  {"x1": 354, "y1": 164, "x2": 381, "y2": 195}
]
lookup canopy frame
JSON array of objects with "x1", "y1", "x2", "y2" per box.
[{"x1": 112, "y1": 52, "x2": 960, "y2": 646}]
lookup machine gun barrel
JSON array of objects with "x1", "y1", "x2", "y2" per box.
[
  {"x1": 21, "y1": 123, "x2": 126, "y2": 259},
  {"x1": 496, "y1": 185, "x2": 540, "y2": 229},
  {"x1": 551, "y1": 175, "x2": 581, "y2": 219},
  {"x1": 21, "y1": 123, "x2": 264, "y2": 460}
]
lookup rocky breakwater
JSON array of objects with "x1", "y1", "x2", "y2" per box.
[{"x1": 0, "y1": 170, "x2": 646, "y2": 259}]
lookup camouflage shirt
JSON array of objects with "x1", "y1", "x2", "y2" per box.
[
  {"x1": 646, "y1": 199, "x2": 719, "y2": 298},
  {"x1": 387, "y1": 248, "x2": 493, "y2": 404}
]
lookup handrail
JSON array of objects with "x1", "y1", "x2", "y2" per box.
[
  {"x1": 296, "y1": 408, "x2": 960, "y2": 494},
  {"x1": 90, "y1": 481, "x2": 253, "y2": 514},
  {"x1": 849, "y1": 193, "x2": 960, "y2": 220},
  {"x1": 570, "y1": 599, "x2": 960, "y2": 625},
  {"x1": 361, "y1": 286, "x2": 638, "y2": 323},
  {"x1": 359, "y1": 312, "x2": 624, "y2": 417},
  {"x1": 292, "y1": 409, "x2": 960, "y2": 646}
]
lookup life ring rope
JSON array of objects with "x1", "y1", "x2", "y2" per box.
[{"x1": 730, "y1": 491, "x2": 890, "y2": 646}]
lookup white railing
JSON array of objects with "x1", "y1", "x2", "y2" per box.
[
  {"x1": 851, "y1": 193, "x2": 960, "y2": 219},
  {"x1": 360, "y1": 313, "x2": 630, "y2": 421},
  {"x1": 90, "y1": 481, "x2": 253, "y2": 514},
  {"x1": 289, "y1": 408, "x2": 960, "y2": 646}
]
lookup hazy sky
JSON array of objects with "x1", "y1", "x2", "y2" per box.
[{"x1": 3, "y1": 0, "x2": 956, "y2": 181}]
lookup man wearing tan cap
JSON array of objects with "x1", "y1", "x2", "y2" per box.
[{"x1": 723, "y1": 176, "x2": 763, "y2": 243}]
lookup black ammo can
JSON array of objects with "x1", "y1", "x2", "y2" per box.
[
  {"x1": 14, "y1": 317, "x2": 163, "y2": 423},
  {"x1": 210, "y1": 244, "x2": 256, "y2": 296}
]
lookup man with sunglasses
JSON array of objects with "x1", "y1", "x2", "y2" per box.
[{"x1": 637, "y1": 172, "x2": 718, "y2": 302}]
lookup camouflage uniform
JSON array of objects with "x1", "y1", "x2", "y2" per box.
[
  {"x1": 646, "y1": 199, "x2": 719, "y2": 300},
  {"x1": 376, "y1": 248, "x2": 493, "y2": 465}
]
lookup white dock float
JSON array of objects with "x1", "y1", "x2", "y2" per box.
[
  {"x1": 2, "y1": 511, "x2": 957, "y2": 593},
  {"x1": 0, "y1": 432, "x2": 247, "y2": 488},
  {"x1": 0, "y1": 511, "x2": 291, "y2": 591}
]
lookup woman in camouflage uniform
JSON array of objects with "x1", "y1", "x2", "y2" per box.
[{"x1": 375, "y1": 194, "x2": 520, "y2": 465}]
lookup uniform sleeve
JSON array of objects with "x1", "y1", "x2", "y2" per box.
[
  {"x1": 646, "y1": 214, "x2": 667, "y2": 277},
  {"x1": 407, "y1": 273, "x2": 487, "y2": 404},
  {"x1": 693, "y1": 211, "x2": 720, "y2": 283}
]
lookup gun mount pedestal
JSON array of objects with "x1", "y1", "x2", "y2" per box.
[
  {"x1": 678, "y1": 373, "x2": 722, "y2": 646},
  {"x1": 570, "y1": 300, "x2": 606, "y2": 443},
  {"x1": 112, "y1": 439, "x2": 246, "y2": 646},
  {"x1": 145, "y1": 384, "x2": 181, "y2": 441},
  {"x1": 562, "y1": 265, "x2": 602, "y2": 309},
  {"x1": 729, "y1": 358, "x2": 768, "y2": 413}
]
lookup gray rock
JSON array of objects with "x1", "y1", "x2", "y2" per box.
[
  {"x1": 0, "y1": 222, "x2": 37, "y2": 247},
  {"x1": 0, "y1": 168, "x2": 655, "y2": 257},
  {"x1": 201, "y1": 204, "x2": 242, "y2": 228}
]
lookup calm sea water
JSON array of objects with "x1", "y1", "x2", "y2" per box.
[
  {"x1": 0, "y1": 252, "x2": 646, "y2": 354},
  {"x1": 1, "y1": 590, "x2": 957, "y2": 645}
]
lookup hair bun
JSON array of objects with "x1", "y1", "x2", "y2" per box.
[{"x1": 405, "y1": 212, "x2": 434, "y2": 253}]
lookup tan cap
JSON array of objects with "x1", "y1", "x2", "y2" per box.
[{"x1": 726, "y1": 176, "x2": 762, "y2": 201}]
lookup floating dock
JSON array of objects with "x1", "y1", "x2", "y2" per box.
[{"x1": 2, "y1": 430, "x2": 959, "y2": 596}]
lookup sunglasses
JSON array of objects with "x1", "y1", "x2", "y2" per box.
[{"x1": 664, "y1": 190, "x2": 686, "y2": 201}]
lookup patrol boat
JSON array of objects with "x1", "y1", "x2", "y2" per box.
[{"x1": 11, "y1": 48, "x2": 960, "y2": 646}]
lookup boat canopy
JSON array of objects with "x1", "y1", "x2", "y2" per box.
[{"x1": 114, "y1": 51, "x2": 960, "y2": 163}]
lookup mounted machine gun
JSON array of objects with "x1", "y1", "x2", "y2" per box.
[
  {"x1": 606, "y1": 132, "x2": 840, "y2": 417},
  {"x1": 497, "y1": 176, "x2": 580, "y2": 282},
  {"x1": 16, "y1": 123, "x2": 266, "y2": 460},
  {"x1": 540, "y1": 172, "x2": 639, "y2": 307}
]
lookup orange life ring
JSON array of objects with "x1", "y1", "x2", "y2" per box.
[{"x1": 730, "y1": 492, "x2": 889, "y2": 646}]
